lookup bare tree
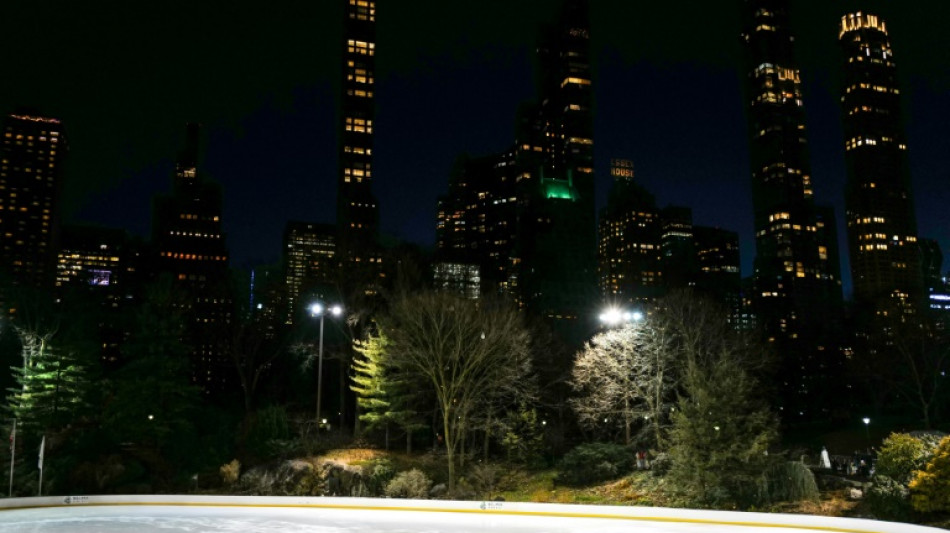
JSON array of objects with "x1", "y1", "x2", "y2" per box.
[
  {"x1": 571, "y1": 321, "x2": 675, "y2": 448},
  {"x1": 381, "y1": 292, "x2": 533, "y2": 493},
  {"x1": 891, "y1": 320, "x2": 949, "y2": 429},
  {"x1": 219, "y1": 315, "x2": 288, "y2": 413}
]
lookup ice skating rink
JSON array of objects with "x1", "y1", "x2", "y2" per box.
[{"x1": 0, "y1": 495, "x2": 943, "y2": 533}]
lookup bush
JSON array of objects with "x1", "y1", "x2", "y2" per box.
[
  {"x1": 219, "y1": 459, "x2": 241, "y2": 486},
  {"x1": 877, "y1": 433, "x2": 927, "y2": 484},
  {"x1": 650, "y1": 452, "x2": 671, "y2": 476},
  {"x1": 501, "y1": 406, "x2": 545, "y2": 468},
  {"x1": 557, "y1": 443, "x2": 633, "y2": 486},
  {"x1": 362, "y1": 459, "x2": 396, "y2": 496},
  {"x1": 468, "y1": 463, "x2": 502, "y2": 498},
  {"x1": 764, "y1": 461, "x2": 819, "y2": 504},
  {"x1": 866, "y1": 475, "x2": 911, "y2": 521},
  {"x1": 910, "y1": 436, "x2": 950, "y2": 513},
  {"x1": 385, "y1": 469, "x2": 431, "y2": 499}
]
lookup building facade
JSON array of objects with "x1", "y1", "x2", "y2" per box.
[
  {"x1": 741, "y1": 0, "x2": 845, "y2": 421},
  {"x1": 152, "y1": 123, "x2": 232, "y2": 394},
  {"x1": 516, "y1": 0, "x2": 598, "y2": 335},
  {"x1": 337, "y1": 0, "x2": 383, "y2": 291},
  {"x1": 598, "y1": 161, "x2": 663, "y2": 307},
  {"x1": 283, "y1": 221, "x2": 337, "y2": 324},
  {"x1": 0, "y1": 113, "x2": 65, "y2": 291},
  {"x1": 839, "y1": 12, "x2": 922, "y2": 311}
]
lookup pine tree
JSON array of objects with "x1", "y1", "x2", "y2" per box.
[
  {"x1": 7, "y1": 337, "x2": 88, "y2": 434},
  {"x1": 351, "y1": 330, "x2": 426, "y2": 452}
]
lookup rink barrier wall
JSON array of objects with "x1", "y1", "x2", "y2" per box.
[{"x1": 0, "y1": 494, "x2": 942, "y2": 533}]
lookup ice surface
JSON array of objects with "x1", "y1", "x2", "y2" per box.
[{"x1": 0, "y1": 505, "x2": 785, "y2": 533}]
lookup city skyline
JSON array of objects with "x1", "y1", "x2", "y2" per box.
[{"x1": 2, "y1": 1, "x2": 948, "y2": 297}]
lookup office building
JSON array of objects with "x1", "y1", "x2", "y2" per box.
[
  {"x1": 741, "y1": 0, "x2": 845, "y2": 420},
  {"x1": 0, "y1": 113, "x2": 65, "y2": 291},
  {"x1": 337, "y1": 0, "x2": 383, "y2": 291},
  {"x1": 433, "y1": 262, "x2": 481, "y2": 300},
  {"x1": 516, "y1": 0, "x2": 598, "y2": 335},
  {"x1": 283, "y1": 221, "x2": 337, "y2": 324},
  {"x1": 598, "y1": 161, "x2": 662, "y2": 306},
  {"x1": 839, "y1": 12, "x2": 922, "y2": 312},
  {"x1": 152, "y1": 123, "x2": 232, "y2": 394},
  {"x1": 56, "y1": 224, "x2": 141, "y2": 366}
]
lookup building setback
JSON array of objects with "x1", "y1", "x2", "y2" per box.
[
  {"x1": 0, "y1": 113, "x2": 65, "y2": 292},
  {"x1": 839, "y1": 12, "x2": 922, "y2": 312}
]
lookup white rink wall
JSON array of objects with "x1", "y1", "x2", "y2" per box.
[{"x1": 0, "y1": 494, "x2": 944, "y2": 533}]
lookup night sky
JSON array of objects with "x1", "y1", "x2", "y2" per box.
[{"x1": 2, "y1": 1, "x2": 948, "y2": 298}]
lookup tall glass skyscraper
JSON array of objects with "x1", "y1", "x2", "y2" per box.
[
  {"x1": 0, "y1": 113, "x2": 65, "y2": 290},
  {"x1": 839, "y1": 12, "x2": 921, "y2": 310},
  {"x1": 741, "y1": 0, "x2": 843, "y2": 420},
  {"x1": 337, "y1": 0, "x2": 381, "y2": 277}
]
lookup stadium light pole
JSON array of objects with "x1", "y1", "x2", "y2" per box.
[{"x1": 311, "y1": 302, "x2": 343, "y2": 426}]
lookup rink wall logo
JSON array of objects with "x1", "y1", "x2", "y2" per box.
[
  {"x1": 63, "y1": 496, "x2": 89, "y2": 505},
  {"x1": 479, "y1": 501, "x2": 504, "y2": 511}
]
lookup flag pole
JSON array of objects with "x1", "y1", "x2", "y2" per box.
[
  {"x1": 37, "y1": 435, "x2": 44, "y2": 496},
  {"x1": 7, "y1": 419, "x2": 15, "y2": 497}
]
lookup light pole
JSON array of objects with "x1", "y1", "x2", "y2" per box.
[
  {"x1": 862, "y1": 417, "x2": 871, "y2": 451},
  {"x1": 598, "y1": 307, "x2": 643, "y2": 327},
  {"x1": 311, "y1": 302, "x2": 343, "y2": 427}
]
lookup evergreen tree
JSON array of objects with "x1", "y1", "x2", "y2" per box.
[
  {"x1": 351, "y1": 330, "x2": 426, "y2": 452},
  {"x1": 659, "y1": 291, "x2": 777, "y2": 508}
]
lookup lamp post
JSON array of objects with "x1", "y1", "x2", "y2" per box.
[
  {"x1": 311, "y1": 302, "x2": 343, "y2": 426},
  {"x1": 862, "y1": 417, "x2": 870, "y2": 451},
  {"x1": 598, "y1": 307, "x2": 643, "y2": 327}
]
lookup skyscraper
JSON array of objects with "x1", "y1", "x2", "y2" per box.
[
  {"x1": 693, "y1": 225, "x2": 742, "y2": 326},
  {"x1": 153, "y1": 123, "x2": 232, "y2": 393},
  {"x1": 598, "y1": 161, "x2": 662, "y2": 306},
  {"x1": 283, "y1": 221, "x2": 337, "y2": 324},
  {"x1": 517, "y1": 0, "x2": 598, "y2": 334},
  {"x1": 435, "y1": 153, "x2": 518, "y2": 297},
  {"x1": 741, "y1": 0, "x2": 844, "y2": 420},
  {"x1": 337, "y1": 0, "x2": 382, "y2": 286},
  {"x1": 0, "y1": 113, "x2": 65, "y2": 291},
  {"x1": 839, "y1": 12, "x2": 921, "y2": 311}
]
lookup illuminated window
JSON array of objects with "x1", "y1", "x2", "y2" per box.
[
  {"x1": 347, "y1": 40, "x2": 375, "y2": 56},
  {"x1": 560, "y1": 77, "x2": 591, "y2": 88}
]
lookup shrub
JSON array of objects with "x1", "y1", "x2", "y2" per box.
[
  {"x1": 866, "y1": 475, "x2": 911, "y2": 521},
  {"x1": 909, "y1": 436, "x2": 950, "y2": 513},
  {"x1": 650, "y1": 452, "x2": 671, "y2": 476},
  {"x1": 764, "y1": 461, "x2": 819, "y2": 504},
  {"x1": 529, "y1": 487, "x2": 551, "y2": 502},
  {"x1": 219, "y1": 459, "x2": 241, "y2": 486},
  {"x1": 877, "y1": 433, "x2": 927, "y2": 484},
  {"x1": 362, "y1": 459, "x2": 396, "y2": 497},
  {"x1": 557, "y1": 443, "x2": 633, "y2": 486},
  {"x1": 501, "y1": 406, "x2": 545, "y2": 468},
  {"x1": 385, "y1": 468, "x2": 431, "y2": 499},
  {"x1": 468, "y1": 463, "x2": 502, "y2": 498}
]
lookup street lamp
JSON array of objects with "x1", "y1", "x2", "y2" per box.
[
  {"x1": 862, "y1": 417, "x2": 870, "y2": 451},
  {"x1": 311, "y1": 302, "x2": 343, "y2": 426},
  {"x1": 598, "y1": 307, "x2": 643, "y2": 327}
]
